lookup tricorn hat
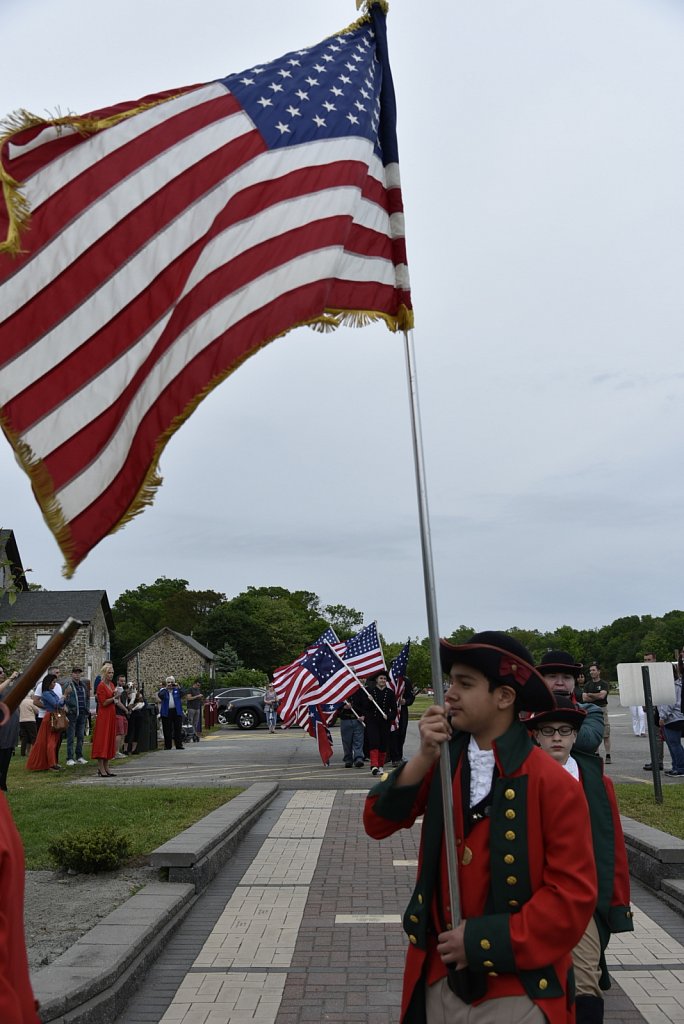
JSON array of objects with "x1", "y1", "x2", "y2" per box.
[
  {"x1": 535, "y1": 650, "x2": 583, "y2": 679},
  {"x1": 439, "y1": 630, "x2": 554, "y2": 713},
  {"x1": 524, "y1": 694, "x2": 586, "y2": 732}
]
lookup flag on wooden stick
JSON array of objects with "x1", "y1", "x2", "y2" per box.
[{"x1": 0, "y1": 1, "x2": 411, "y2": 575}]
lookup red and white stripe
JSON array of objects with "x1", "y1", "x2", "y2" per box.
[{"x1": 0, "y1": 79, "x2": 409, "y2": 573}]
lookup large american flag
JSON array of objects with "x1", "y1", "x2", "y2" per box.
[
  {"x1": 342, "y1": 621, "x2": 386, "y2": 678},
  {"x1": 0, "y1": 3, "x2": 411, "y2": 575}
]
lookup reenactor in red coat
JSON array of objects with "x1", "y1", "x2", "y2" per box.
[
  {"x1": 526, "y1": 697, "x2": 633, "y2": 1024},
  {"x1": 364, "y1": 631, "x2": 598, "y2": 1024}
]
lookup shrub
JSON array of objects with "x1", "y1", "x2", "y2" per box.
[{"x1": 47, "y1": 826, "x2": 132, "y2": 873}]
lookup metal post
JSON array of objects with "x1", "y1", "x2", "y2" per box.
[
  {"x1": 642, "y1": 665, "x2": 663, "y2": 804},
  {"x1": 403, "y1": 330, "x2": 461, "y2": 926}
]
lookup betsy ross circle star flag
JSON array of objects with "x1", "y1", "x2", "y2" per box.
[{"x1": 0, "y1": 1, "x2": 411, "y2": 575}]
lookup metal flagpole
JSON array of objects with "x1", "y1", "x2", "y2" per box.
[{"x1": 402, "y1": 329, "x2": 461, "y2": 928}]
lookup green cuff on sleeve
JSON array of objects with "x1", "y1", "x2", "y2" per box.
[
  {"x1": 464, "y1": 914, "x2": 516, "y2": 974},
  {"x1": 608, "y1": 905, "x2": 635, "y2": 933},
  {"x1": 368, "y1": 766, "x2": 423, "y2": 822}
]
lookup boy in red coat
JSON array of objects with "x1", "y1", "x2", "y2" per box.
[
  {"x1": 526, "y1": 697, "x2": 633, "y2": 1024},
  {"x1": 364, "y1": 631, "x2": 598, "y2": 1024}
]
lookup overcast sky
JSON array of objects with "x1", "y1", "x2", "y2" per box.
[{"x1": 2, "y1": 0, "x2": 684, "y2": 644}]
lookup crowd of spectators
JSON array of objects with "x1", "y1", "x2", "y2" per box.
[{"x1": 0, "y1": 663, "x2": 209, "y2": 784}]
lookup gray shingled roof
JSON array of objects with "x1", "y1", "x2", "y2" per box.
[
  {"x1": 124, "y1": 627, "x2": 214, "y2": 662},
  {"x1": 0, "y1": 590, "x2": 114, "y2": 631}
]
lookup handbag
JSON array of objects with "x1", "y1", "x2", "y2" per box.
[{"x1": 50, "y1": 709, "x2": 68, "y2": 731}]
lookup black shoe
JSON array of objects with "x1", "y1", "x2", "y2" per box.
[
  {"x1": 176, "y1": 745, "x2": 185, "y2": 750},
  {"x1": 643, "y1": 763, "x2": 664, "y2": 771},
  {"x1": 344, "y1": 762, "x2": 353, "y2": 768},
  {"x1": 354, "y1": 761, "x2": 364, "y2": 768}
]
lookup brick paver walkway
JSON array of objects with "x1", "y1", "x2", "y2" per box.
[{"x1": 116, "y1": 789, "x2": 683, "y2": 1024}]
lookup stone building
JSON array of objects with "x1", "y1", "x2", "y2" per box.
[
  {"x1": 0, "y1": 528, "x2": 114, "y2": 681},
  {"x1": 124, "y1": 628, "x2": 215, "y2": 694},
  {"x1": 0, "y1": 589, "x2": 114, "y2": 683}
]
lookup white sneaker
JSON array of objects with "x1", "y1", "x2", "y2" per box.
[
  {"x1": 114, "y1": 751, "x2": 127, "y2": 758},
  {"x1": 66, "y1": 759, "x2": 75, "y2": 767},
  {"x1": 76, "y1": 757, "x2": 88, "y2": 765}
]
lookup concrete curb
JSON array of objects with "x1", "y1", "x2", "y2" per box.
[
  {"x1": 621, "y1": 814, "x2": 684, "y2": 891},
  {"x1": 33, "y1": 781, "x2": 278, "y2": 1024}
]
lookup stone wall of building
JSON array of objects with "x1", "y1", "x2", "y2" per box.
[
  {"x1": 125, "y1": 632, "x2": 212, "y2": 695},
  {"x1": 0, "y1": 606, "x2": 110, "y2": 686}
]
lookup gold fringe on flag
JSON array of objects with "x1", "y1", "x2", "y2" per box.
[{"x1": 0, "y1": 94, "x2": 186, "y2": 255}]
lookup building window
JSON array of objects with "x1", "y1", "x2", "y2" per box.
[
  {"x1": 36, "y1": 633, "x2": 52, "y2": 650},
  {"x1": 0, "y1": 634, "x2": 7, "y2": 646}
]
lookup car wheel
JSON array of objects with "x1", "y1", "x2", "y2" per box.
[
  {"x1": 217, "y1": 711, "x2": 229, "y2": 725},
  {"x1": 236, "y1": 709, "x2": 258, "y2": 730}
]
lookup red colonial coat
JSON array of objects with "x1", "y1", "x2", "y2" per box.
[
  {"x1": 0, "y1": 796, "x2": 40, "y2": 1023},
  {"x1": 363, "y1": 721, "x2": 598, "y2": 1024}
]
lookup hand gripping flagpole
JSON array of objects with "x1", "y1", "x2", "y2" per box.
[{"x1": 403, "y1": 333, "x2": 483, "y2": 999}]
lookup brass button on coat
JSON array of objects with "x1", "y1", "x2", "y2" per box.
[
  {"x1": 506, "y1": 875, "x2": 517, "y2": 885},
  {"x1": 539, "y1": 979, "x2": 548, "y2": 991},
  {"x1": 504, "y1": 854, "x2": 515, "y2": 865},
  {"x1": 409, "y1": 934, "x2": 417, "y2": 945},
  {"x1": 504, "y1": 788, "x2": 515, "y2": 800},
  {"x1": 480, "y1": 939, "x2": 491, "y2": 950},
  {"x1": 505, "y1": 809, "x2": 516, "y2": 820},
  {"x1": 409, "y1": 915, "x2": 419, "y2": 924},
  {"x1": 505, "y1": 830, "x2": 516, "y2": 841},
  {"x1": 483, "y1": 960, "x2": 493, "y2": 968}
]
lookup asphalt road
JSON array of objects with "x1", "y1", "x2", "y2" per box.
[{"x1": 75, "y1": 694, "x2": 682, "y2": 792}]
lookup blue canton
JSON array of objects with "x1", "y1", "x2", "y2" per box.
[
  {"x1": 391, "y1": 641, "x2": 410, "y2": 681},
  {"x1": 344, "y1": 622, "x2": 380, "y2": 659},
  {"x1": 301, "y1": 644, "x2": 345, "y2": 684},
  {"x1": 220, "y1": 23, "x2": 382, "y2": 153}
]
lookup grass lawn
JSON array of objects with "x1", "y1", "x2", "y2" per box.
[
  {"x1": 409, "y1": 694, "x2": 434, "y2": 719},
  {"x1": 6, "y1": 748, "x2": 241, "y2": 869},
  {"x1": 614, "y1": 783, "x2": 684, "y2": 840}
]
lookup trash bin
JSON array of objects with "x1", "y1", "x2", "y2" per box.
[{"x1": 135, "y1": 706, "x2": 158, "y2": 752}]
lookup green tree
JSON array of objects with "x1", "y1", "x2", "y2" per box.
[
  {"x1": 204, "y1": 587, "x2": 330, "y2": 673},
  {"x1": 217, "y1": 667, "x2": 269, "y2": 690},
  {"x1": 323, "y1": 603, "x2": 364, "y2": 639},
  {"x1": 111, "y1": 578, "x2": 225, "y2": 664},
  {"x1": 213, "y1": 642, "x2": 243, "y2": 675}
]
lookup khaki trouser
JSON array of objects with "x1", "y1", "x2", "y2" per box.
[
  {"x1": 573, "y1": 915, "x2": 602, "y2": 998},
  {"x1": 426, "y1": 977, "x2": 544, "y2": 1024}
]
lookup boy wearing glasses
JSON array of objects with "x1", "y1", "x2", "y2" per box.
[{"x1": 527, "y1": 697, "x2": 633, "y2": 1024}]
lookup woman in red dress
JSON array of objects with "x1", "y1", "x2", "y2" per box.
[
  {"x1": 91, "y1": 663, "x2": 118, "y2": 777},
  {"x1": 26, "y1": 674, "x2": 64, "y2": 772}
]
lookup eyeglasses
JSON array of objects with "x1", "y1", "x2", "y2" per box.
[{"x1": 538, "y1": 725, "x2": 575, "y2": 737}]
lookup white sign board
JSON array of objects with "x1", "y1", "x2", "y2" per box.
[{"x1": 617, "y1": 663, "x2": 677, "y2": 706}]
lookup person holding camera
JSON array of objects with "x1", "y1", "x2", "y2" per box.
[{"x1": 157, "y1": 676, "x2": 185, "y2": 750}]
